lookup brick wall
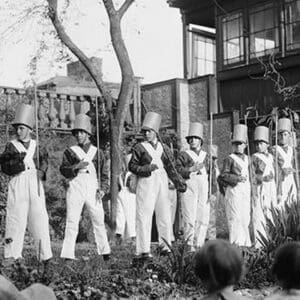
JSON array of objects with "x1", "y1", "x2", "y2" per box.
[{"x1": 141, "y1": 79, "x2": 177, "y2": 129}]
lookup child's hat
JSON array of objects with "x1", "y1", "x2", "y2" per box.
[
  {"x1": 254, "y1": 126, "x2": 269, "y2": 143},
  {"x1": 186, "y1": 122, "x2": 204, "y2": 140},
  {"x1": 11, "y1": 103, "x2": 35, "y2": 130},
  {"x1": 141, "y1": 112, "x2": 162, "y2": 133},
  {"x1": 72, "y1": 114, "x2": 92, "y2": 135},
  {"x1": 232, "y1": 124, "x2": 248, "y2": 143}
]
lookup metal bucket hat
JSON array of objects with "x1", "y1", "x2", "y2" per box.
[
  {"x1": 254, "y1": 126, "x2": 269, "y2": 143},
  {"x1": 141, "y1": 111, "x2": 162, "y2": 133},
  {"x1": 11, "y1": 103, "x2": 35, "y2": 130},
  {"x1": 186, "y1": 122, "x2": 204, "y2": 140},
  {"x1": 278, "y1": 118, "x2": 292, "y2": 133},
  {"x1": 232, "y1": 124, "x2": 248, "y2": 143},
  {"x1": 72, "y1": 114, "x2": 92, "y2": 135}
]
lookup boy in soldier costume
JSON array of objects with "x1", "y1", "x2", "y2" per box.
[
  {"x1": 251, "y1": 126, "x2": 276, "y2": 247},
  {"x1": 218, "y1": 124, "x2": 251, "y2": 246},
  {"x1": 60, "y1": 113, "x2": 110, "y2": 261},
  {"x1": 0, "y1": 103, "x2": 52, "y2": 262},
  {"x1": 176, "y1": 122, "x2": 209, "y2": 250},
  {"x1": 129, "y1": 112, "x2": 186, "y2": 259},
  {"x1": 270, "y1": 118, "x2": 297, "y2": 206}
]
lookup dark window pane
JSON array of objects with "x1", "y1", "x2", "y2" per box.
[
  {"x1": 249, "y1": 3, "x2": 279, "y2": 58},
  {"x1": 222, "y1": 12, "x2": 244, "y2": 65},
  {"x1": 285, "y1": 0, "x2": 300, "y2": 50}
]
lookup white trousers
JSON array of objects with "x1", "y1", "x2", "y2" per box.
[
  {"x1": 136, "y1": 168, "x2": 171, "y2": 255},
  {"x1": 225, "y1": 181, "x2": 251, "y2": 247},
  {"x1": 253, "y1": 180, "x2": 276, "y2": 247},
  {"x1": 61, "y1": 174, "x2": 110, "y2": 258},
  {"x1": 5, "y1": 170, "x2": 52, "y2": 260},
  {"x1": 181, "y1": 174, "x2": 209, "y2": 247},
  {"x1": 169, "y1": 188, "x2": 177, "y2": 241},
  {"x1": 115, "y1": 188, "x2": 136, "y2": 238},
  {"x1": 280, "y1": 173, "x2": 297, "y2": 206}
]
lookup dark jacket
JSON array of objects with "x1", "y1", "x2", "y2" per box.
[
  {"x1": 218, "y1": 153, "x2": 248, "y2": 195},
  {"x1": 0, "y1": 140, "x2": 48, "y2": 180},
  {"x1": 60, "y1": 143, "x2": 109, "y2": 193},
  {"x1": 129, "y1": 142, "x2": 186, "y2": 192}
]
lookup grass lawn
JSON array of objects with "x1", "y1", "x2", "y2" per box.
[
  {"x1": 0, "y1": 239, "x2": 275, "y2": 299},
  {"x1": 0, "y1": 240, "x2": 204, "y2": 299}
]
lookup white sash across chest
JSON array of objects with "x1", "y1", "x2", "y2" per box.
[
  {"x1": 276, "y1": 145, "x2": 293, "y2": 169},
  {"x1": 230, "y1": 153, "x2": 249, "y2": 179},
  {"x1": 253, "y1": 152, "x2": 275, "y2": 177},
  {"x1": 186, "y1": 149, "x2": 207, "y2": 176},
  {"x1": 141, "y1": 141, "x2": 164, "y2": 169},
  {"x1": 71, "y1": 145, "x2": 97, "y2": 178},
  {"x1": 11, "y1": 139, "x2": 36, "y2": 170}
]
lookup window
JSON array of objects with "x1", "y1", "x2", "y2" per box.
[
  {"x1": 285, "y1": 0, "x2": 300, "y2": 50},
  {"x1": 249, "y1": 3, "x2": 279, "y2": 58},
  {"x1": 191, "y1": 33, "x2": 216, "y2": 77},
  {"x1": 222, "y1": 12, "x2": 244, "y2": 65}
]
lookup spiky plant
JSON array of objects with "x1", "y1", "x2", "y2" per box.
[{"x1": 257, "y1": 198, "x2": 300, "y2": 254}]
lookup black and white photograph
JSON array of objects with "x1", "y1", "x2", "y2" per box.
[{"x1": 0, "y1": 0, "x2": 300, "y2": 299}]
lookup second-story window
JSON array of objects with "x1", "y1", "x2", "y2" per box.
[
  {"x1": 192, "y1": 33, "x2": 216, "y2": 77},
  {"x1": 249, "y1": 3, "x2": 279, "y2": 58},
  {"x1": 222, "y1": 12, "x2": 244, "y2": 65},
  {"x1": 285, "y1": 0, "x2": 300, "y2": 50}
]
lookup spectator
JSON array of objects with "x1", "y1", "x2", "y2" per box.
[
  {"x1": 194, "y1": 239, "x2": 249, "y2": 300},
  {"x1": 265, "y1": 242, "x2": 300, "y2": 299}
]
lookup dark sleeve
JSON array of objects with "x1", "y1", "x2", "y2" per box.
[
  {"x1": 162, "y1": 144, "x2": 187, "y2": 193},
  {"x1": 176, "y1": 151, "x2": 192, "y2": 179},
  {"x1": 0, "y1": 142, "x2": 25, "y2": 176},
  {"x1": 98, "y1": 150, "x2": 109, "y2": 194},
  {"x1": 36, "y1": 146, "x2": 48, "y2": 181},
  {"x1": 128, "y1": 143, "x2": 152, "y2": 177},
  {"x1": 251, "y1": 155, "x2": 265, "y2": 185},
  {"x1": 59, "y1": 148, "x2": 80, "y2": 179},
  {"x1": 218, "y1": 156, "x2": 241, "y2": 187},
  {"x1": 269, "y1": 146, "x2": 284, "y2": 196}
]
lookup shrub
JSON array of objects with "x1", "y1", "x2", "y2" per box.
[
  {"x1": 146, "y1": 235, "x2": 199, "y2": 286},
  {"x1": 239, "y1": 246, "x2": 273, "y2": 288},
  {"x1": 258, "y1": 199, "x2": 300, "y2": 254}
]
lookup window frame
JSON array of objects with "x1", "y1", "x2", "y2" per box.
[
  {"x1": 220, "y1": 10, "x2": 246, "y2": 67},
  {"x1": 190, "y1": 29, "x2": 216, "y2": 77},
  {"x1": 284, "y1": 0, "x2": 300, "y2": 52},
  {"x1": 248, "y1": 2, "x2": 280, "y2": 60}
]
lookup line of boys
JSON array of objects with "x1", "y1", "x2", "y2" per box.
[
  {"x1": 0, "y1": 103, "x2": 297, "y2": 264},
  {"x1": 218, "y1": 119, "x2": 298, "y2": 247}
]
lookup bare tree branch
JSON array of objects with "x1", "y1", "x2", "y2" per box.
[
  {"x1": 250, "y1": 53, "x2": 300, "y2": 102},
  {"x1": 118, "y1": 0, "x2": 135, "y2": 19},
  {"x1": 46, "y1": 0, "x2": 111, "y2": 106},
  {"x1": 102, "y1": 0, "x2": 134, "y2": 122}
]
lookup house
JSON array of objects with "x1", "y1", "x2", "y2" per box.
[
  {"x1": 37, "y1": 57, "x2": 141, "y2": 130},
  {"x1": 168, "y1": 0, "x2": 300, "y2": 117}
]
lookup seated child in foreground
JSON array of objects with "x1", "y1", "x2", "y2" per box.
[{"x1": 194, "y1": 239, "x2": 250, "y2": 300}]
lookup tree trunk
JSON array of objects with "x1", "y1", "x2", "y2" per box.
[
  {"x1": 47, "y1": 0, "x2": 136, "y2": 231},
  {"x1": 109, "y1": 117, "x2": 122, "y2": 230}
]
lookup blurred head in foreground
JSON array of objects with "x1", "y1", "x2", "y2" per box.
[
  {"x1": 272, "y1": 241, "x2": 300, "y2": 290},
  {"x1": 194, "y1": 239, "x2": 243, "y2": 292}
]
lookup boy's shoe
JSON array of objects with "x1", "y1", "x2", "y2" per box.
[
  {"x1": 115, "y1": 234, "x2": 123, "y2": 246},
  {"x1": 131, "y1": 253, "x2": 153, "y2": 267},
  {"x1": 102, "y1": 254, "x2": 110, "y2": 261}
]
